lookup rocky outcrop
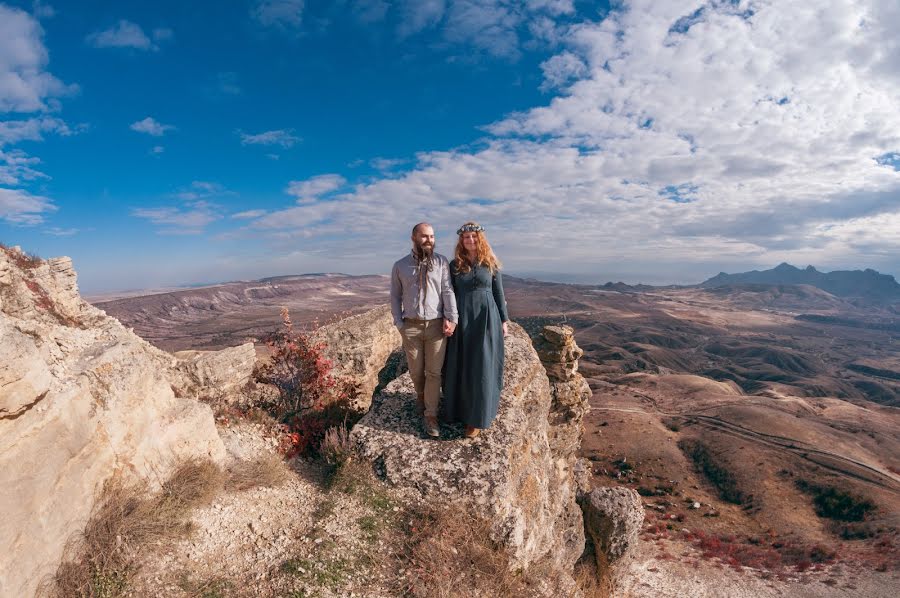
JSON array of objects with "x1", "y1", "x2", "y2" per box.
[
  {"x1": 312, "y1": 305, "x2": 401, "y2": 411},
  {"x1": 172, "y1": 343, "x2": 258, "y2": 405},
  {"x1": 0, "y1": 247, "x2": 226, "y2": 598},
  {"x1": 581, "y1": 487, "x2": 644, "y2": 594},
  {"x1": 351, "y1": 323, "x2": 590, "y2": 595}
]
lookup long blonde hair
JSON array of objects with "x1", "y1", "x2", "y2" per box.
[{"x1": 453, "y1": 222, "x2": 502, "y2": 274}]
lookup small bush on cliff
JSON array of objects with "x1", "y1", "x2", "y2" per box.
[{"x1": 256, "y1": 308, "x2": 361, "y2": 460}]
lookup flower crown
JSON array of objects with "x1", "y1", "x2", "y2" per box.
[{"x1": 456, "y1": 223, "x2": 485, "y2": 234}]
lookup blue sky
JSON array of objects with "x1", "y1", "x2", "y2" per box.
[{"x1": 2, "y1": 0, "x2": 899, "y2": 293}]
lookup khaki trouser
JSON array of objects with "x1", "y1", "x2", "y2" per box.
[{"x1": 400, "y1": 318, "x2": 446, "y2": 418}]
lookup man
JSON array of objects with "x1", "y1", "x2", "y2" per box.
[{"x1": 390, "y1": 222, "x2": 458, "y2": 437}]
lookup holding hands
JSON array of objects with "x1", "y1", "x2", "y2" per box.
[{"x1": 443, "y1": 318, "x2": 457, "y2": 337}]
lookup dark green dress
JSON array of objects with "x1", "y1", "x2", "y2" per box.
[{"x1": 443, "y1": 261, "x2": 509, "y2": 429}]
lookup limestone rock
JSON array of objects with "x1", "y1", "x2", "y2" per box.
[
  {"x1": 172, "y1": 342, "x2": 257, "y2": 404},
  {"x1": 312, "y1": 305, "x2": 401, "y2": 411},
  {"x1": 0, "y1": 247, "x2": 226, "y2": 598},
  {"x1": 581, "y1": 486, "x2": 644, "y2": 593},
  {"x1": 352, "y1": 324, "x2": 585, "y2": 595}
]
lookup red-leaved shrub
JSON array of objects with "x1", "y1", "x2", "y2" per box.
[{"x1": 256, "y1": 308, "x2": 360, "y2": 459}]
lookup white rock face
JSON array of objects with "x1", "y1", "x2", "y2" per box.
[
  {"x1": 352, "y1": 324, "x2": 588, "y2": 596},
  {"x1": 0, "y1": 247, "x2": 226, "y2": 598},
  {"x1": 312, "y1": 305, "x2": 402, "y2": 411}
]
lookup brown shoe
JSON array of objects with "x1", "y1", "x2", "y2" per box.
[
  {"x1": 424, "y1": 416, "x2": 440, "y2": 438},
  {"x1": 415, "y1": 395, "x2": 425, "y2": 416},
  {"x1": 464, "y1": 425, "x2": 480, "y2": 438}
]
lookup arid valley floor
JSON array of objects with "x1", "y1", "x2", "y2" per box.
[{"x1": 92, "y1": 273, "x2": 900, "y2": 596}]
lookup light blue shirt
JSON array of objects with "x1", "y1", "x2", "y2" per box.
[{"x1": 390, "y1": 252, "x2": 459, "y2": 327}]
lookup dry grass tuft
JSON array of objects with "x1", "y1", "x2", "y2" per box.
[
  {"x1": 319, "y1": 424, "x2": 353, "y2": 466},
  {"x1": 40, "y1": 459, "x2": 224, "y2": 598},
  {"x1": 572, "y1": 557, "x2": 609, "y2": 598},
  {"x1": 399, "y1": 503, "x2": 545, "y2": 598},
  {"x1": 0, "y1": 242, "x2": 42, "y2": 269},
  {"x1": 225, "y1": 454, "x2": 291, "y2": 491}
]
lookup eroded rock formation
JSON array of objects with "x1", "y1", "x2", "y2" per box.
[
  {"x1": 312, "y1": 304, "x2": 401, "y2": 410},
  {"x1": 0, "y1": 247, "x2": 226, "y2": 598},
  {"x1": 351, "y1": 322, "x2": 591, "y2": 595}
]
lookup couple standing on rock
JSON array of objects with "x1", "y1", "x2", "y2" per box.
[{"x1": 390, "y1": 222, "x2": 509, "y2": 439}]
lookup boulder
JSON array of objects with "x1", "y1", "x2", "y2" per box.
[
  {"x1": 312, "y1": 305, "x2": 401, "y2": 411},
  {"x1": 351, "y1": 323, "x2": 587, "y2": 595},
  {"x1": 581, "y1": 486, "x2": 644, "y2": 594},
  {"x1": 0, "y1": 246, "x2": 226, "y2": 598}
]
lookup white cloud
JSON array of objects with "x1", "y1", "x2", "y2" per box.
[
  {"x1": 395, "y1": 0, "x2": 581, "y2": 59},
  {"x1": 0, "y1": 5, "x2": 75, "y2": 112},
  {"x1": 43, "y1": 226, "x2": 79, "y2": 236},
  {"x1": 370, "y1": 157, "x2": 406, "y2": 171},
  {"x1": 131, "y1": 203, "x2": 220, "y2": 234},
  {"x1": 232, "y1": 209, "x2": 267, "y2": 220},
  {"x1": 397, "y1": 0, "x2": 446, "y2": 38},
  {"x1": 0, "y1": 148, "x2": 47, "y2": 186},
  {"x1": 0, "y1": 117, "x2": 78, "y2": 146},
  {"x1": 173, "y1": 180, "x2": 232, "y2": 201},
  {"x1": 86, "y1": 20, "x2": 171, "y2": 51},
  {"x1": 538, "y1": 51, "x2": 587, "y2": 91},
  {"x1": 150, "y1": 145, "x2": 164, "y2": 155},
  {"x1": 239, "y1": 129, "x2": 301, "y2": 148},
  {"x1": 252, "y1": 0, "x2": 305, "y2": 29},
  {"x1": 237, "y1": 0, "x2": 900, "y2": 281},
  {"x1": 0, "y1": 187, "x2": 55, "y2": 225},
  {"x1": 286, "y1": 174, "x2": 346, "y2": 203},
  {"x1": 130, "y1": 116, "x2": 175, "y2": 136}
]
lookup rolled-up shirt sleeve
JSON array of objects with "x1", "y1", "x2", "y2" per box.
[
  {"x1": 390, "y1": 261, "x2": 403, "y2": 327},
  {"x1": 440, "y1": 257, "x2": 458, "y2": 324},
  {"x1": 492, "y1": 270, "x2": 509, "y2": 322}
]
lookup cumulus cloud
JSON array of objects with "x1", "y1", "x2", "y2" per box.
[
  {"x1": 252, "y1": 0, "x2": 305, "y2": 29},
  {"x1": 239, "y1": 0, "x2": 900, "y2": 280},
  {"x1": 0, "y1": 5, "x2": 75, "y2": 112},
  {"x1": 286, "y1": 174, "x2": 346, "y2": 203},
  {"x1": 86, "y1": 20, "x2": 173, "y2": 51},
  {"x1": 130, "y1": 116, "x2": 176, "y2": 136},
  {"x1": 0, "y1": 187, "x2": 56, "y2": 225}
]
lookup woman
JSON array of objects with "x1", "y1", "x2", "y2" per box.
[{"x1": 443, "y1": 222, "x2": 509, "y2": 438}]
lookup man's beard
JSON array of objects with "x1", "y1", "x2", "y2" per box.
[{"x1": 414, "y1": 241, "x2": 435, "y2": 259}]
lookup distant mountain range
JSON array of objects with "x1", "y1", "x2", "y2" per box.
[{"x1": 700, "y1": 263, "x2": 900, "y2": 301}]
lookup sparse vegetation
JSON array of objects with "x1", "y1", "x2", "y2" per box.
[
  {"x1": 682, "y1": 528, "x2": 836, "y2": 573},
  {"x1": 41, "y1": 459, "x2": 225, "y2": 598},
  {"x1": 794, "y1": 479, "x2": 876, "y2": 522},
  {"x1": 398, "y1": 502, "x2": 555, "y2": 598},
  {"x1": 224, "y1": 453, "x2": 290, "y2": 492},
  {"x1": 678, "y1": 439, "x2": 752, "y2": 507},
  {"x1": 0, "y1": 242, "x2": 42, "y2": 269},
  {"x1": 255, "y1": 308, "x2": 363, "y2": 460}
]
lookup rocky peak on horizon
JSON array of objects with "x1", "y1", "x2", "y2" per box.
[{"x1": 701, "y1": 262, "x2": 900, "y2": 301}]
